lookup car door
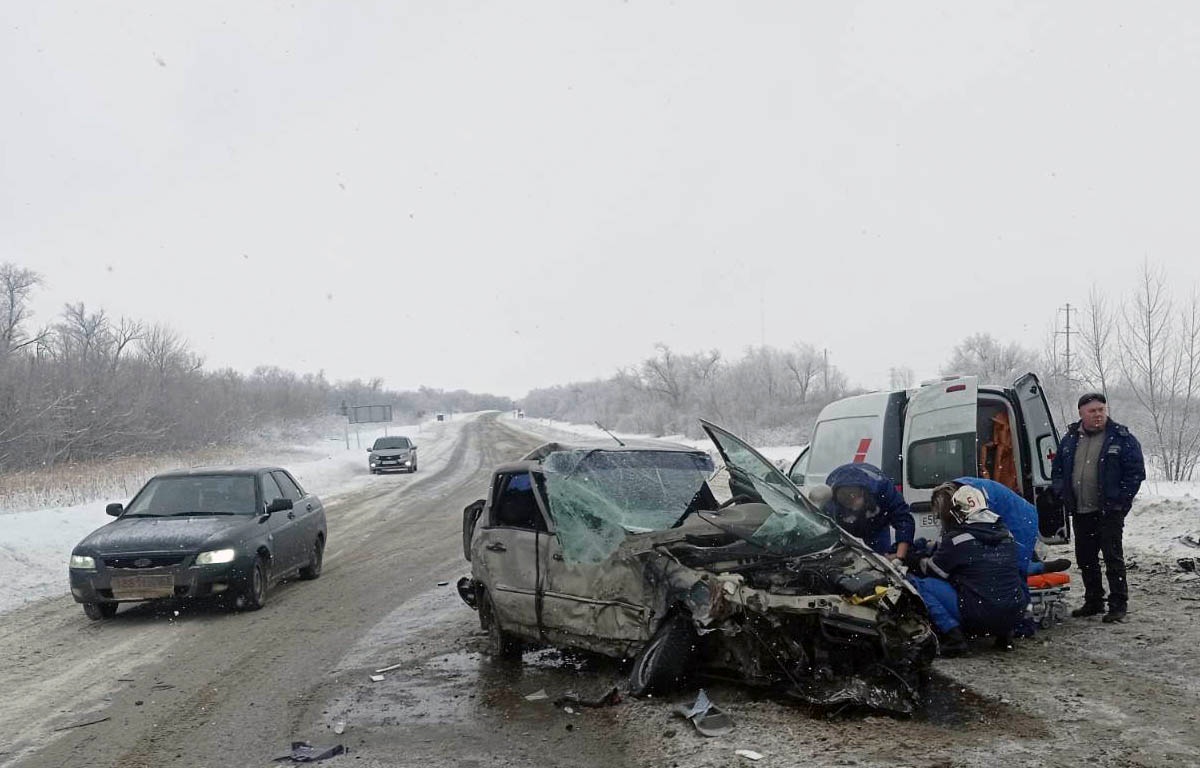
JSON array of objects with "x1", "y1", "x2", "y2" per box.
[
  {"x1": 902, "y1": 376, "x2": 979, "y2": 541},
  {"x1": 1011, "y1": 372, "x2": 1070, "y2": 543},
  {"x1": 538, "y1": 465, "x2": 654, "y2": 652},
  {"x1": 261, "y1": 472, "x2": 299, "y2": 573},
  {"x1": 273, "y1": 470, "x2": 321, "y2": 554},
  {"x1": 472, "y1": 471, "x2": 551, "y2": 639}
]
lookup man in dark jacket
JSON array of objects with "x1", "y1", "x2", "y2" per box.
[
  {"x1": 822, "y1": 463, "x2": 914, "y2": 560},
  {"x1": 909, "y1": 483, "x2": 1027, "y2": 655},
  {"x1": 1051, "y1": 392, "x2": 1146, "y2": 623}
]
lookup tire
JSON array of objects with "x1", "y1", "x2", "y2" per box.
[
  {"x1": 628, "y1": 613, "x2": 697, "y2": 696},
  {"x1": 480, "y1": 590, "x2": 522, "y2": 659},
  {"x1": 237, "y1": 557, "x2": 269, "y2": 611},
  {"x1": 410, "y1": 462, "x2": 418, "y2": 473},
  {"x1": 298, "y1": 537, "x2": 324, "y2": 580},
  {"x1": 83, "y1": 602, "x2": 117, "y2": 620}
]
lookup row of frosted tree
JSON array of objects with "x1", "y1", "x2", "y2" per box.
[
  {"x1": 522, "y1": 343, "x2": 852, "y2": 446},
  {"x1": 0, "y1": 264, "x2": 513, "y2": 472},
  {"x1": 523, "y1": 263, "x2": 1200, "y2": 481}
]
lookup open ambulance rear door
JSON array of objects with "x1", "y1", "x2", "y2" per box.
[{"x1": 1011, "y1": 372, "x2": 1070, "y2": 544}]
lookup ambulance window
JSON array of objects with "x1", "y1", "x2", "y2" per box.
[
  {"x1": 908, "y1": 434, "x2": 975, "y2": 488},
  {"x1": 807, "y1": 417, "x2": 878, "y2": 476}
]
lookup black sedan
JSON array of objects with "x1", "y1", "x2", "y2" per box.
[{"x1": 69, "y1": 466, "x2": 327, "y2": 620}]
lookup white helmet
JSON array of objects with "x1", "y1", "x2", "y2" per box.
[{"x1": 949, "y1": 485, "x2": 988, "y2": 524}]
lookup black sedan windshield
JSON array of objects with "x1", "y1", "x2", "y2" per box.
[{"x1": 124, "y1": 475, "x2": 257, "y2": 517}]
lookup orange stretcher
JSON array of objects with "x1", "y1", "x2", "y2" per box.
[{"x1": 1027, "y1": 571, "x2": 1071, "y2": 628}]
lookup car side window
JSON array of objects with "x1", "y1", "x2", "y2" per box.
[
  {"x1": 272, "y1": 471, "x2": 304, "y2": 502},
  {"x1": 261, "y1": 473, "x2": 285, "y2": 507},
  {"x1": 491, "y1": 473, "x2": 546, "y2": 531}
]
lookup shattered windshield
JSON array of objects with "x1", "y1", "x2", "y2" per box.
[
  {"x1": 699, "y1": 420, "x2": 839, "y2": 556},
  {"x1": 542, "y1": 449, "x2": 715, "y2": 563},
  {"x1": 699, "y1": 471, "x2": 839, "y2": 556}
]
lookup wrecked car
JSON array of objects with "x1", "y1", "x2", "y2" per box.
[{"x1": 457, "y1": 421, "x2": 936, "y2": 713}]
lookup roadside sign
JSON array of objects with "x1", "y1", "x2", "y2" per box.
[{"x1": 348, "y1": 405, "x2": 393, "y2": 424}]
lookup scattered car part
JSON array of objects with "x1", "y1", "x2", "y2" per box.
[
  {"x1": 675, "y1": 689, "x2": 733, "y2": 737},
  {"x1": 273, "y1": 741, "x2": 345, "y2": 763}
]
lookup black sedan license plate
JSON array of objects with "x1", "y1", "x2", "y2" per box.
[{"x1": 112, "y1": 574, "x2": 175, "y2": 599}]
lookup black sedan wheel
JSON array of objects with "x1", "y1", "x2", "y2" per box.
[
  {"x1": 299, "y1": 537, "x2": 324, "y2": 580},
  {"x1": 82, "y1": 602, "x2": 118, "y2": 620},
  {"x1": 237, "y1": 557, "x2": 269, "y2": 611}
]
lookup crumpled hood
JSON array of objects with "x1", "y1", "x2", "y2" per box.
[{"x1": 77, "y1": 516, "x2": 254, "y2": 555}]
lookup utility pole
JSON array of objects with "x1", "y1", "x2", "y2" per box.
[
  {"x1": 823, "y1": 348, "x2": 829, "y2": 392},
  {"x1": 1056, "y1": 303, "x2": 1076, "y2": 380}
]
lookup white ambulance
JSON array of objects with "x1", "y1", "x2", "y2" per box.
[{"x1": 787, "y1": 373, "x2": 1067, "y2": 545}]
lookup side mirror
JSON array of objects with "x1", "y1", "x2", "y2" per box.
[
  {"x1": 106, "y1": 502, "x2": 124, "y2": 517},
  {"x1": 266, "y1": 498, "x2": 293, "y2": 514},
  {"x1": 366, "y1": 447, "x2": 374, "y2": 453},
  {"x1": 410, "y1": 445, "x2": 417, "y2": 451}
]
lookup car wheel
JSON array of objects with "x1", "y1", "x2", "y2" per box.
[
  {"x1": 237, "y1": 557, "x2": 269, "y2": 611},
  {"x1": 628, "y1": 613, "x2": 697, "y2": 696},
  {"x1": 299, "y1": 537, "x2": 324, "y2": 580},
  {"x1": 480, "y1": 590, "x2": 521, "y2": 659},
  {"x1": 82, "y1": 602, "x2": 118, "y2": 620}
]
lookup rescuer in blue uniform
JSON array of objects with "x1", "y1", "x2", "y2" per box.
[
  {"x1": 822, "y1": 463, "x2": 914, "y2": 561},
  {"x1": 908, "y1": 483, "x2": 1027, "y2": 655}
]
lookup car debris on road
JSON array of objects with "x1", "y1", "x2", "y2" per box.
[
  {"x1": 273, "y1": 741, "x2": 345, "y2": 763},
  {"x1": 675, "y1": 689, "x2": 734, "y2": 737}
]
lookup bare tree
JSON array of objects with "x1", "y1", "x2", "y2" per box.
[
  {"x1": 1116, "y1": 262, "x2": 1200, "y2": 480},
  {"x1": 110, "y1": 317, "x2": 145, "y2": 373},
  {"x1": 0, "y1": 263, "x2": 44, "y2": 355},
  {"x1": 784, "y1": 343, "x2": 822, "y2": 403},
  {"x1": 641, "y1": 343, "x2": 688, "y2": 408},
  {"x1": 942, "y1": 333, "x2": 1039, "y2": 382},
  {"x1": 1078, "y1": 285, "x2": 1116, "y2": 395},
  {"x1": 888, "y1": 366, "x2": 915, "y2": 390}
]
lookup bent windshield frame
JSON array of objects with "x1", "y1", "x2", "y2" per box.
[{"x1": 699, "y1": 420, "x2": 839, "y2": 555}]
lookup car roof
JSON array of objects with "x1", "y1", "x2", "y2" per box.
[
  {"x1": 521, "y1": 438, "x2": 706, "y2": 462},
  {"x1": 153, "y1": 466, "x2": 286, "y2": 478}
]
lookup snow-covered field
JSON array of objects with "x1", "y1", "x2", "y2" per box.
[{"x1": 3, "y1": 412, "x2": 1199, "y2": 615}]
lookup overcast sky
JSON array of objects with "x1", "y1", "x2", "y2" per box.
[{"x1": 5, "y1": 2, "x2": 1200, "y2": 398}]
